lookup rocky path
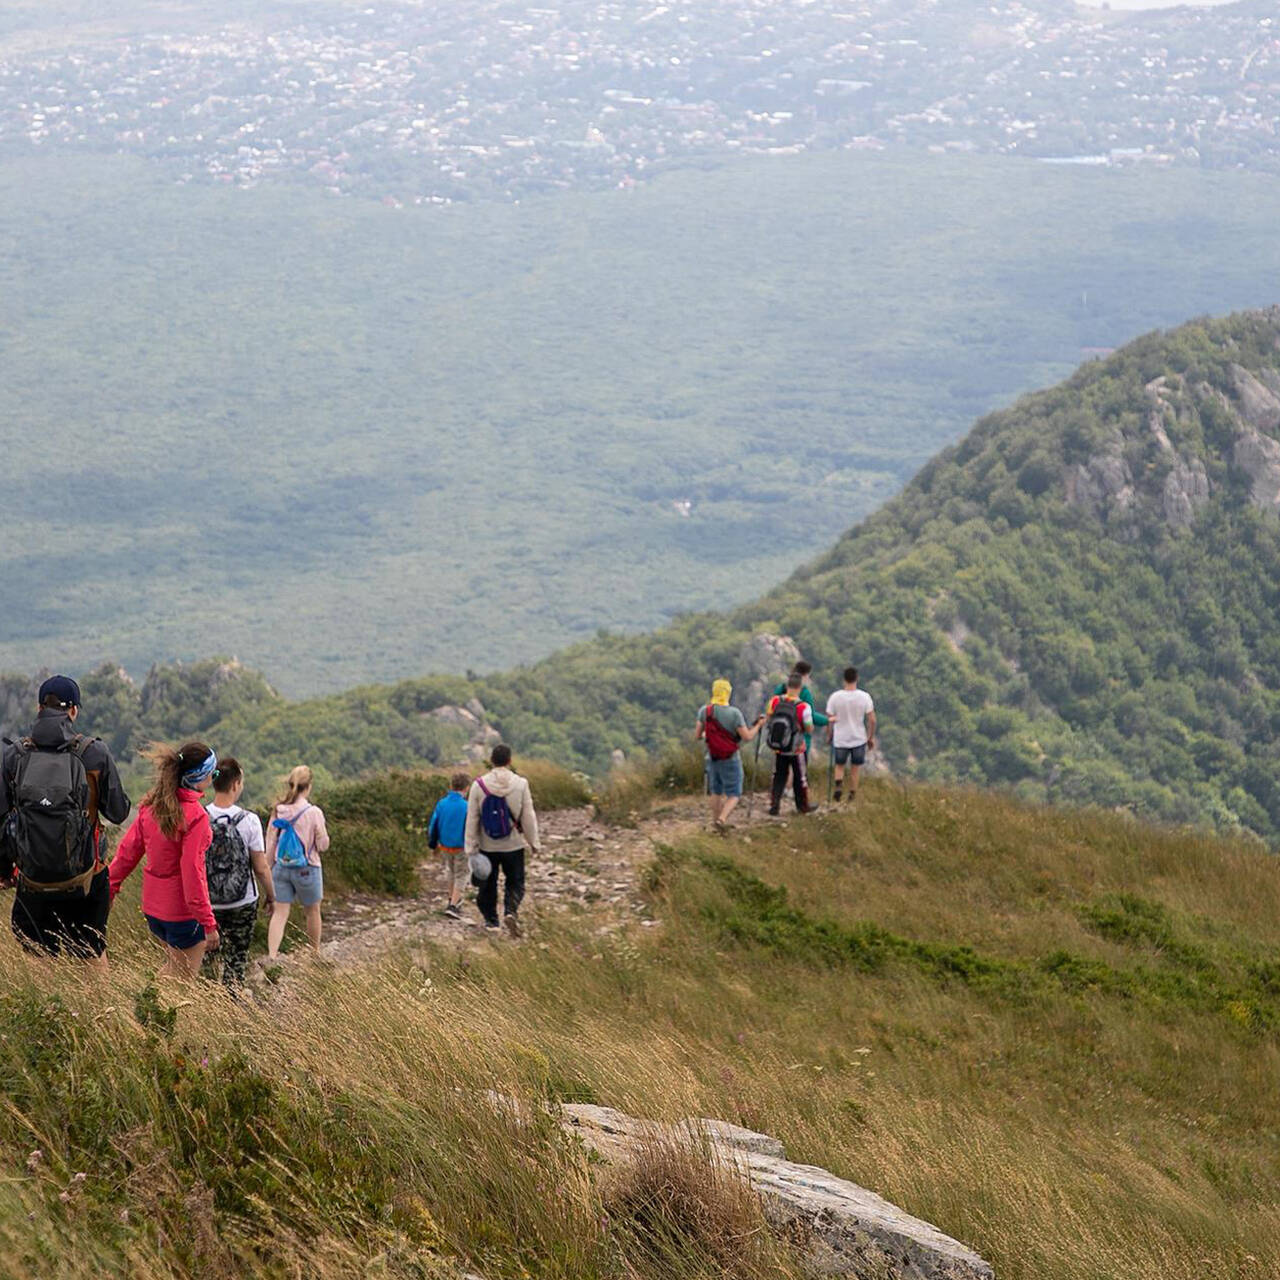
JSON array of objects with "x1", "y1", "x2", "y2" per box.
[{"x1": 320, "y1": 795, "x2": 778, "y2": 966}]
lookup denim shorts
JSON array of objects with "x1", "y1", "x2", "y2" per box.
[
  {"x1": 706, "y1": 754, "x2": 744, "y2": 797},
  {"x1": 146, "y1": 915, "x2": 206, "y2": 950},
  {"x1": 833, "y1": 745, "x2": 868, "y2": 766},
  {"x1": 272, "y1": 862, "x2": 324, "y2": 906}
]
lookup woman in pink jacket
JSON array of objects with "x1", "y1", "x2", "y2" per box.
[
  {"x1": 265, "y1": 765, "x2": 330, "y2": 959},
  {"x1": 109, "y1": 741, "x2": 220, "y2": 980}
]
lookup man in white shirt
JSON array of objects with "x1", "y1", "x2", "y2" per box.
[{"x1": 825, "y1": 667, "x2": 876, "y2": 803}]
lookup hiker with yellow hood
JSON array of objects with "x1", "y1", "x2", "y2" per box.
[{"x1": 695, "y1": 679, "x2": 765, "y2": 830}]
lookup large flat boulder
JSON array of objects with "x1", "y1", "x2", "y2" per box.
[{"x1": 561, "y1": 1104, "x2": 993, "y2": 1279}]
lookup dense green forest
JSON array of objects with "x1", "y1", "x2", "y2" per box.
[
  {"x1": 4, "y1": 151, "x2": 1280, "y2": 690},
  {"x1": 12, "y1": 310, "x2": 1280, "y2": 845}
]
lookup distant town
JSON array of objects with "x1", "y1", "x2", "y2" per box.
[{"x1": 0, "y1": 0, "x2": 1275, "y2": 203}]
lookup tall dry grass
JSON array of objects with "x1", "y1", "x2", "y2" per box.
[{"x1": 3, "y1": 778, "x2": 1278, "y2": 1278}]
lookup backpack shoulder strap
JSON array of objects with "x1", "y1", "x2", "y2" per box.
[{"x1": 476, "y1": 778, "x2": 492, "y2": 799}]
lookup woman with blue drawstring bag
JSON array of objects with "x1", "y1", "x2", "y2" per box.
[{"x1": 265, "y1": 765, "x2": 330, "y2": 960}]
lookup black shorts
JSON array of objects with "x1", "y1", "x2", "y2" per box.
[
  {"x1": 11, "y1": 867, "x2": 110, "y2": 958},
  {"x1": 833, "y1": 745, "x2": 867, "y2": 767}
]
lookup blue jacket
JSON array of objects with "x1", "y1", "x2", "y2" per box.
[{"x1": 427, "y1": 790, "x2": 468, "y2": 850}]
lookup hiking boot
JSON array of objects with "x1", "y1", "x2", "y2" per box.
[
  {"x1": 443, "y1": 903, "x2": 462, "y2": 920},
  {"x1": 505, "y1": 913, "x2": 522, "y2": 939},
  {"x1": 800, "y1": 805, "x2": 821, "y2": 816},
  {"x1": 483, "y1": 919, "x2": 501, "y2": 932},
  {"x1": 767, "y1": 806, "x2": 781, "y2": 817},
  {"x1": 832, "y1": 789, "x2": 842, "y2": 803}
]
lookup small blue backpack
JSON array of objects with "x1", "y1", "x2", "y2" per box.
[
  {"x1": 476, "y1": 779, "x2": 517, "y2": 842},
  {"x1": 272, "y1": 804, "x2": 312, "y2": 868}
]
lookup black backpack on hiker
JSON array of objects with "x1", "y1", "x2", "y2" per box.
[
  {"x1": 206, "y1": 812, "x2": 252, "y2": 906},
  {"x1": 5, "y1": 736, "x2": 98, "y2": 893},
  {"x1": 765, "y1": 699, "x2": 804, "y2": 755}
]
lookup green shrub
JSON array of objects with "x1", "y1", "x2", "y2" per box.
[
  {"x1": 518, "y1": 759, "x2": 594, "y2": 810},
  {"x1": 325, "y1": 821, "x2": 423, "y2": 896},
  {"x1": 321, "y1": 771, "x2": 448, "y2": 829}
]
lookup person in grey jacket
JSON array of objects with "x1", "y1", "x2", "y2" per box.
[{"x1": 464, "y1": 743, "x2": 540, "y2": 937}]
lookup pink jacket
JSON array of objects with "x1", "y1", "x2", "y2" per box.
[
  {"x1": 109, "y1": 789, "x2": 216, "y2": 930},
  {"x1": 265, "y1": 800, "x2": 330, "y2": 867}
]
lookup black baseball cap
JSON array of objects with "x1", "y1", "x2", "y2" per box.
[{"x1": 38, "y1": 675, "x2": 82, "y2": 708}]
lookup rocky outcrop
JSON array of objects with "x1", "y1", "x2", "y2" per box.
[
  {"x1": 737, "y1": 632, "x2": 802, "y2": 721},
  {"x1": 1231, "y1": 364, "x2": 1280, "y2": 433},
  {"x1": 1233, "y1": 427, "x2": 1280, "y2": 512},
  {"x1": 1065, "y1": 375, "x2": 1218, "y2": 532},
  {"x1": 1065, "y1": 450, "x2": 1134, "y2": 522},
  {"x1": 430, "y1": 700, "x2": 502, "y2": 763},
  {"x1": 562, "y1": 1104, "x2": 994, "y2": 1280}
]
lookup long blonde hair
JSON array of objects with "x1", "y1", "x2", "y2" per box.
[
  {"x1": 141, "y1": 741, "x2": 212, "y2": 839},
  {"x1": 275, "y1": 765, "x2": 313, "y2": 809}
]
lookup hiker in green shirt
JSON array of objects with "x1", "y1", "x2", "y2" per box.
[{"x1": 771, "y1": 661, "x2": 829, "y2": 754}]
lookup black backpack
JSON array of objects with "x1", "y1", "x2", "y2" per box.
[
  {"x1": 7, "y1": 736, "x2": 97, "y2": 893},
  {"x1": 206, "y1": 812, "x2": 252, "y2": 906},
  {"x1": 765, "y1": 699, "x2": 804, "y2": 754}
]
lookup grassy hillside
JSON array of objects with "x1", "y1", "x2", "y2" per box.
[
  {"x1": 3, "y1": 781, "x2": 1277, "y2": 1278},
  {"x1": 3, "y1": 152, "x2": 1280, "y2": 691}
]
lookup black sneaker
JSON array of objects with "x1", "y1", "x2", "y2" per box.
[
  {"x1": 483, "y1": 919, "x2": 501, "y2": 931},
  {"x1": 832, "y1": 789, "x2": 842, "y2": 802},
  {"x1": 443, "y1": 903, "x2": 462, "y2": 920},
  {"x1": 505, "y1": 913, "x2": 522, "y2": 939},
  {"x1": 767, "y1": 806, "x2": 781, "y2": 817}
]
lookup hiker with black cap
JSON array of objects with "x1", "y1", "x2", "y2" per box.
[
  {"x1": 0, "y1": 675, "x2": 131, "y2": 967},
  {"x1": 465, "y1": 743, "x2": 540, "y2": 937}
]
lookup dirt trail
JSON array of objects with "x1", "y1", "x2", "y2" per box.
[{"x1": 320, "y1": 795, "x2": 784, "y2": 965}]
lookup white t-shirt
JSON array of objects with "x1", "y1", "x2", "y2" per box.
[
  {"x1": 826, "y1": 688, "x2": 875, "y2": 749},
  {"x1": 206, "y1": 803, "x2": 266, "y2": 910}
]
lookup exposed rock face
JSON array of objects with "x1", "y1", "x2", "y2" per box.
[
  {"x1": 562, "y1": 1104, "x2": 994, "y2": 1280},
  {"x1": 432, "y1": 705, "x2": 480, "y2": 731},
  {"x1": 1066, "y1": 450, "x2": 1134, "y2": 521},
  {"x1": 1162, "y1": 458, "x2": 1210, "y2": 529},
  {"x1": 431, "y1": 704, "x2": 502, "y2": 764},
  {"x1": 1233, "y1": 427, "x2": 1280, "y2": 511},
  {"x1": 1231, "y1": 364, "x2": 1280, "y2": 433},
  {"x1": 737, "y1": 632, "x2": 802, "y2": 721}
]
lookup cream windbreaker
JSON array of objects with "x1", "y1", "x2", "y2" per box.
[{"x1": 464, "y1": 767, "x2": 540, "y2": 854}]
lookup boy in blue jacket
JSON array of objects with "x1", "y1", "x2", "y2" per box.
[{"x1": 428, "y1": 772, "x2": 472, "y2": 919}]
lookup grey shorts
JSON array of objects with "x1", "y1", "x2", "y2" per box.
[
  {"x1": 833, "y1": 745, "x2": 867, "y2": 767},
  {"x1": 439, "y1": 848, "x2": 468, "y2": 893},
  {"x1": 272, "y1": 862, "x2": 324, "y2": 907},
  {"x1": 706, "y1": 754, "x2": 744, "y2": 797}
]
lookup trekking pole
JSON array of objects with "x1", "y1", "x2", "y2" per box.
[
  {"x1": 747, "y1": 731, "x2": 763, "y2": 821},
  {"x1": 827, "y1": 738, "x2": 835, "y2": 805}
]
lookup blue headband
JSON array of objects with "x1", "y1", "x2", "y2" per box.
[{"x1": 181, "y1": 751, "x2": 218, "y2": 788}]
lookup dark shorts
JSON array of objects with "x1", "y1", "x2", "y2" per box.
[
  {"x1": 833, "y1": 745, "x2": 867, "y2": 767},
  {"x1": 146, "y1": 915, "x2": 207, "y2": 951},
  {"x1": 11, "y1": 867, "x2": 110, "y2": 959}
]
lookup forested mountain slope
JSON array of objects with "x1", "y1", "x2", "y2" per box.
[{"x1": 480, "y1": 308, "x2": 1280, "y2": 838}]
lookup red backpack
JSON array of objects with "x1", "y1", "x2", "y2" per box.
[{"x1": 703, "y1": 706, "x2": 741, "y2": 761}]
